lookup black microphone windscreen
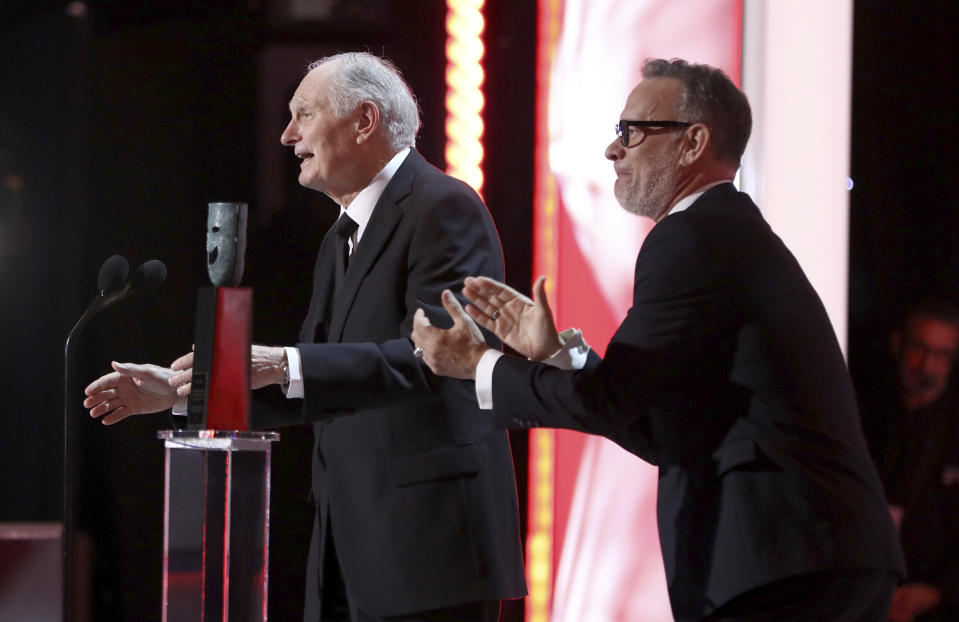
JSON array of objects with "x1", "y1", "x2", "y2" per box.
[
  {"x1": 130, "y1": 259, "x2": 167, "y2": 294},
  {"x1": 97, "y1": 255, "x2": 129, "y2": 295}
]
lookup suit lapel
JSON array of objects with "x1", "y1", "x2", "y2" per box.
[{"x1": 326, "y1": 150, "x2": 428, "y2": 341}]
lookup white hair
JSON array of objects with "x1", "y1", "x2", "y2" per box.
[{"x1": 308, "y1": 52, "x2": 421, "y2": 151}]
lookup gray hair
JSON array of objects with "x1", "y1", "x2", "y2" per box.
[
  {"x1": 642, "y1": 58, "x2": 752, "y2": 166},
  {"x1": 308, "y1": 52, "x2": 422, "y2": 151}
]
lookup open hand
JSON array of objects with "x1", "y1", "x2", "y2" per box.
[
  {"x1": 84, "y1": 361, "x2": 179, "y2": 425},
  {"x1": 462, "y1": 275, "x2": 561, "y2": 361},
  {"x1": 411, "y1": 289, "x2": 489, "y2": 379}
]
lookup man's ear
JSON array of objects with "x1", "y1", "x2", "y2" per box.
[
  {"x1": 679, "y1": 123, "x2": 710, "y2": 167},
  {"x1": 355, "y1": 101, "x2": 379, "y2": 144}
]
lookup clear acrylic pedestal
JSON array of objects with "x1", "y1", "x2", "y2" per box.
[{"x1": 158, "y1": 430, "x2": 279, "y2": 621}]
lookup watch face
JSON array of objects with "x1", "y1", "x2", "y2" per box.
[{"x1": 206, "y1": 203, "x2": 248, "y2": 287}]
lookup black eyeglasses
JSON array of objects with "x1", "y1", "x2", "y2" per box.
[{"x1": 615, "y1": 120, "x2": 692, "y2": 147}]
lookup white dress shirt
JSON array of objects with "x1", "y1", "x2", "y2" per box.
[{"x1": 283, "y1": 147, "x2": 411, "y2": 399}]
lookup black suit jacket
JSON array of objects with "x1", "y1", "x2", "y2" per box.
[
  {"x1": 491, "y1": 183, "x2": 904, "y2": 620},
  {"x1": 864, "y1": 390, "x2": 959, "y2": 622},
  {"x1": 288, "y1": 150, "x2": 526, "y2": 617}
]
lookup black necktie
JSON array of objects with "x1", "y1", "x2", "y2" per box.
[{"x1": 332, "y1": 213, "x2": 358, "y2": 294}]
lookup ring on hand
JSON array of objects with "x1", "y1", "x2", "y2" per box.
[
  {"x1": 413, "y1": 346, "x2": 424, "y2": 358},
  {"x1": 104, "y1": 401, "x2": 110, "y2": 411},
  {"x1": 490, "y1": 310, "x2": 501, "y2": 321}
]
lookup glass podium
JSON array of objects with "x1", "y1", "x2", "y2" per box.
[{"x1": 158, "y1": 430, "x2": 279, "y2": 621}]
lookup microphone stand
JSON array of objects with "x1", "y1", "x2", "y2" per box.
[
  {"x1": 63, "y1": 291, "x2": 120, "y2": 622},
  {"x1": 62, "y1": 258, "x2": 166, "y2": 621},
  {"x1": 62, "y1": 282, "x2": 133, "y2": 621},
  {"x1": 63, "y1": 322, "x2": 80, "y2": 622}
]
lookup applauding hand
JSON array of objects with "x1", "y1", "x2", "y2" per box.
[
  {"x1": 462, "y1": 275, "x2": 561, "y2": 361},
  {"x1": 412, "y1": 290, "x2": 489, "y2": 379}
]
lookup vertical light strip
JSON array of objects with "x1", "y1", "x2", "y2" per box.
[
  {"x1": 528, "y1": 0, "x2": 562, "y2": 620},
  {"x1": 527, "y1": 427, "x2": 555, "y2": 622},
  {"x1": 445, "y1": 0, "x2": 486, "y2": 193}
]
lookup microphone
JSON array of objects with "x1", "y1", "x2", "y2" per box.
[
  {"x1": 98, "y1": 254, "x2": 130, "y2": 295},
  {"x1": 98, "y1": 258, "x2": 168, "y2": 309},
  {"x1": 129, "y1": 259, "x2": 168, "y2": 295},
  {"x1": 67, "y1": 257, "x2": 168, "y2": 340},
  {"x1": 67, "y1": 255, "x2": 130, "y2": 340}
]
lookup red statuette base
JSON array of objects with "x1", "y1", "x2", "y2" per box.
[{"x1": 187, "y1": 287, "x2": 252, "y2": 430}]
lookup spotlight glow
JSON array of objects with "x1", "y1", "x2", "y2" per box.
[{"x1": 445, "y1": 0, "x2": 486, "y2": 193}]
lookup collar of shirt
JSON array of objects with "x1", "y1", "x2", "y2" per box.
[
  {"x1": 339, "y1": 147, "x2": 411, "y2": 250},
  {"x1": 666, "y1": 179, "x2": 734, "y2": 217}
]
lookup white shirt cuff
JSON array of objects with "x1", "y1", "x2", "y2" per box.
[
  {"x1": 473, "y1": 329, "x2": 591, "y2": 411},
  {"x1": 283, "y1": 346, "x2": 304, "y2": 399},
  {"x1": 543, "y1": 328, "x2": 590, "y2": 370},
  {"x1": 475, "y1": 349, "x2": 503, "y2": 410}
]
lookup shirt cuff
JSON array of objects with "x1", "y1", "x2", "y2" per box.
[
  {"x1": 543, "y1": 328, "x2": 590, "y2": 370},
  {"x1": 475, "y1": 349, "x2": 503, "y2": 410},
  {"x1": 283, "y1": 346, "x2": 304, "y2": 399}
]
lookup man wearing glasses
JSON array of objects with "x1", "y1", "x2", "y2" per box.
[{"x1": 412, "y1": 58, "x2": 905, "y2": 621}]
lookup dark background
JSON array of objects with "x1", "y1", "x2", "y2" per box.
[
  {"x1": 846, "y1": 2, "x2": 959, "y2": 383},
  {"x1": 0, "y1": 0, "x2": 954, "y2": 620}
]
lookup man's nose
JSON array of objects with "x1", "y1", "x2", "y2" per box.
[
  {"x1": 280, "y1": 121, "x2": 299, "y2": 146},
  {"x1": 605, "y1": 138, "x2": 623, "y2": 161},
  {"x1": 919, "y1": 353, "x2": 939, "y2": 373}
]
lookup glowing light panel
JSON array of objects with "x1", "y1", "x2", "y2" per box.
[
  {"x1": 527, "y1": 1, "x2": 561, "y2": 619},
  {"x1": 445, "y1": 0, "x2": 486, "y2": 193}
]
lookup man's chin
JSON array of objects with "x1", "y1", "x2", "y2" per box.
[
  {"x1": 298, "y1": 172, "x2": 321, "y2": 191},
  {"x1": 904, "y1": 386, "x2": 944, "y2": 409},
  {"x1": 612, "y1": 187, "x2": 630, "y2": 213}
]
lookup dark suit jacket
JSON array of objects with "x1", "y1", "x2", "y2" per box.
[
  {"x1": 289, "y1": 150, "x2": 526, "y2": 617},
  {"x1": 490, "y1": 183, "x2": 904, "y2": 620},
  {"x1": 864, "y1": 390, "x2": 959, "y2": 622}
]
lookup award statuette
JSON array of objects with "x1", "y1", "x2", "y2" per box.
[
  {"x1": 161, "y1": 204, "x2": 275, "y2": 620},
  {"x1": 187, "y1": 202, "x2": 252, "y2": 430}
]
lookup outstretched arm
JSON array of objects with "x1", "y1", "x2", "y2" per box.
[
  {"x1": 83, "y1": 361, "x2": 180, "y2": 425},
  {"x1": 167, "y1": 345, "x2": 288, "y2": 397},
  {"x1": 462, "y1": 275, "x2": 562, "y2": 361}
]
